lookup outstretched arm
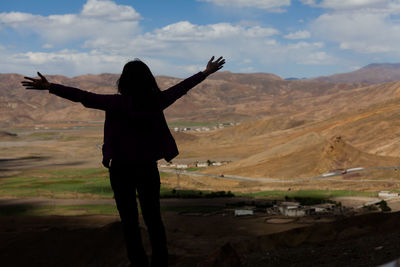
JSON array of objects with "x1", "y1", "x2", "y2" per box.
[
  {"x1": 21, "y1": 72, "x2": 120, "y2": 111},
  {"x1": 160, "y1": 56, "x2": 226, "y2": 109}
]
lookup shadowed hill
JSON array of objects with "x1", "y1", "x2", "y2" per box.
[{"x1": 202, "y1": 134, "x2": 400, "y2": 178}]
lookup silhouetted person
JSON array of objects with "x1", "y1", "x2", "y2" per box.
[{"x1": 21, "y1": 56, "x2": 225, "y2": 267}]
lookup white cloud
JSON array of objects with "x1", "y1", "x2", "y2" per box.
[
  {"x1": 42, "y1": 44, "x2": 53, "y2": 49},
  {"x1": 300, "y1": 0, "x2": 400, "y2": 55},
  {"x1": 81, "y1": 0, "x2": 141, "y2": 20},
  {"x1": 0, "y1": 0, "x2": 335, "y2": 77},
  {"x1": 284, "y1": 30, "x2": 311, "y2": 39},
  {"x1": 302, "y1": 51, "x2": 331, "y2": 64},
  {"x1": 0, "y1": 0, "x2": 141, "y2": 44},
  {"x1": 151, "y1": 21, "x2": 279, "y2": 41},
  {"x1": 199, "y1": 0, "x2": 291, "y2": 11},
  {"x1": 302, "y1": 0, "x2": 400, "y2": 12},
  {"x1": 0, "y1": 49, "x2": 126, "y2": 76},
  {"x1": 311, "y1": 8, "x2": 400, "y2": 54},
  {"x1": 82, "y1": 21, "x2": 280, "y2": 61},
  {"x1": 300, "y1": 0, "x2": 317, "y2": 5}
]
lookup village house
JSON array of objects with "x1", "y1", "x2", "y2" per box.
[
  {"x1": 196, "y1": 162, "x2": 208, "y2": 167},
  {"x1": 176, "y1": 164, "x2": 188, "y2": 169},
  {"x1": 378, "y1": 191, "x2": 399, "y2": 198}
]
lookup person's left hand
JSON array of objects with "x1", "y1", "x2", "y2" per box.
[
  {"x1": 21, "y1": 72, "x2": 50, "y2": 90},
  {"x1": 203, "y1": 56, "x2": 225, "y2": 77}
]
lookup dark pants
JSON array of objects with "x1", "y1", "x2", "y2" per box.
[{"x1": 109, "y1": 161, "x2": 168, "y2": 267}]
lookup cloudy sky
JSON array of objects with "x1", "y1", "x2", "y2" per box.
[{"x1": 1, "y1": 0, "x2": 400, "y2": 78}]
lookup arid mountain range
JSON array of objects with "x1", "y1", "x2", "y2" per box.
[
  {"x1": 1, "y1": 64, "x2": 396, "y2": 126},
  {"x1": 2, "y1": 63, "x2": 400, "y2": 178},
  {"x1": 312, "y1": 63, "x2": 400, "y2": 84}
]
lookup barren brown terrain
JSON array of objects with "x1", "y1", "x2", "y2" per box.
[{"x1": 3, "y1": 69, "x2": 400, "y2": 185}]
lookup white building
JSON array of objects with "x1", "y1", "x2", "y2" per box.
[
  {"x1": 234, "y1": 209, "x2": 254, "y2": 216},
  {"x1": 378, "y1": 191, "x2": 399, "y2": 198},
  {"x1": 277, "y1": 202, "x2": 307, "y2": 217},
  {"x1": 196, "y1": 162, "x2": 208, "y2": 167},
  {"x1": 176, "y1": 164, "x2": 188, "y2": 169}
]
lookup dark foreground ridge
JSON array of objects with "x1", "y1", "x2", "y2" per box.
[{"x1": 1, "y1": 211, "x2": 400, "y2": 266}]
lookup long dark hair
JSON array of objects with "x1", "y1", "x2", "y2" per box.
[{"x1": 117, "y1": 59, "x2": 161, "y2": 109}]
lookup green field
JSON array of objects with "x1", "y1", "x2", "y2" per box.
[
  {"x1": 0, "y1": 167, "x2": 379, "y2": 200},
  {"x1": 0, "y1": 168, "x2": 232, "y2": 199},
  {"x1": 0, "y1": 168, "x2": 113, "y2": 198},
  {"x1": 0, "y1": 167, "x2": 381, "y2": 216}
]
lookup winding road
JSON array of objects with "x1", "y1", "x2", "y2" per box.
[{"x1": 159, "y1": 166, "x2": 400, "y2": 184}]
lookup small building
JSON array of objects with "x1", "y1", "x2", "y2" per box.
[
  {"x1": 234, "y1": 209, "x2": 254, "y2": 216},
  {"x1": 277, "y1": 202, "x2": 306, "y2": 217},
  {"x1": 281, "y1": 206, "x2": 306, "y2": 217},
  {"x1": 310, "y1": 203, "x2": 335, "y2": 213},
  {"x1": 196, "y1": 162, "x2": 208, "y2": 167},
  {"x1": 212, "y1": 162, "x2": 222, "y2": 166},
  {"x1": 176, "y1": 164, "x2": 188, "y2": 169},
  {"x1": 378, "y1": 191, "x2": 399, "y2": 198}
]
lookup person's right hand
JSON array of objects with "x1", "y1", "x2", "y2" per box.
[
  {"x1": 203, "y1": 56, "x2": 225, "y2": 77},
  {"x1": 21, "y1": 72, "x2": 50, "y2": 90}
]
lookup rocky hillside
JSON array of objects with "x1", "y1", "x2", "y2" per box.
[
  {"x1": 313, "y1": 63, "x2": 400, "y2": 84},
  {"x1": 0, "y1": 71, "x2": 374, "y2": 127}
]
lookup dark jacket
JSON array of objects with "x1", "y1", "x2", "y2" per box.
[{"x1": 49, "y1": 72, "x2": 206, "y2": 166}]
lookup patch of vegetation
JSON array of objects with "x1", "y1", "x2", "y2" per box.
[
  {"x1": 0, "y1": 168, "x2": 112, "y2": 199},
  {"x1": 379, "y1": 200, "x2": 391, "y2": 212},
  {"x1": 159, "y1": 171, "x2": 171, "y2": 177},
  {"x1": 185, "y1": 167, "x2": 205, "y2": 172},
  {"x1": 26, "y1": 132, "x2": 60, "y2": 140},
  {"x1": 0, "y1": 168, "x2": 233, "y2": 200},
  {"x1": 59, "y1": 135, "x2": 82, "y2": 142},
  {"x1": 363, "y1": 204, "x2": 379, "y2": 211},
  {"x1": 40, "y1": 168, "x2": 108, "y2": 178},
  {"x1": 288, "y1": 196, "x2": 337, "y2": 206}
]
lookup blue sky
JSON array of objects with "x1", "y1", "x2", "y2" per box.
[{"x1": 1, "y1": 0, "x2": 400, "y2": 78}]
